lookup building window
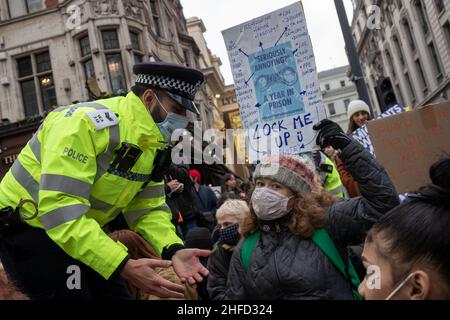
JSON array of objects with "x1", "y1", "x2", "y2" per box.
[
  {"x1": 392, "y1": 35, "x2": 405, "y2": 67},
  {"x1": 413, "y1": 0, "x2": 429, "y2": 34},
  {"x1": 183, "y1": 49, "x2": 191, "y2": 67},
  {"x1": 80, "y1": 36, "x2": 91, "y2": 57},
  {"x1": 165, "y1": 9, "x2": 176, "y2": 40},
  {"x1": 405, "y1": 72, "x2": 416, "y2": 105},
  {"x1": 402, "y1": 19, "x2": 416, "y2": 51},
  {"x1": 150, "y1": 0, "x2": 162, "y2": 37},
  {"x1": 130, "y1": 31, "x2": 140, "y2": 51},
  {"x1": 36, "y1": 51, "x2": 51, "y2": 73},
  {"x1": 101, "y1": 30, "x2": 126, "y2": 93},
  {"x1": 385, "y1": 49, "x2": 396, "y2": 79},
  {"x1": 20, "y1": 79, "x2": 39, "y2": 116},
  {"x1": 130, "y1": 31, "x2": 143, "y2": 64},
  {"x1": 8, "y1": 0, "x2": 26, "y2": 18},
  {"x1": 133, "y1": 54, "x2": 143, "y2": 64},
  {"x1": 83, "y1": 60, "x2": 95, "y2": 81},
  {"x1": 328, "y1": 103, "x2": 336, "y2": 116},
  {"x1": 444, "y1": 21, "x2": 450, "y2": 53},
  {"x1": 428, "y1": 42, "x2": 443, "y2": 81},
  {"x1": 415, "y1": 59, "x2": 428, "y2": 95},
  {"x1": 340, "y1": 80, "x2": 346, "y2": 88},
  {"x1": 344, "y1": 99, "x2": 351, "y2": 112},
  {"x1": 325, "y1": 84, "x2": 330, "y2": 91},
  {"x1": 17, "y1": 56, "x2": 33, "y2": 78},
  {"x1": 79, "y1": 35, "x2": 95, "y2": 83},
  {"x1": 434, "y1": 0, "x2": 445, "y2": 14},
  {"x1": 39, "y1": 75, "x2": 56, "y2": 111},
  {"x1": 16, "y1": 50, "x2": 57, "y2": 116},
  {"x1": 7, "y1": 0, "x2": 44, "y2": 18},
  {"x1": 26, "y1": 0, "x2": 43, "y2": 13},
  {"x1": 106, "y1": 54, "x2": 126, "y2": 93},
  {"x1": 395, "y1": 83, "x2": 405, "y2": 106},
  {"x1": 102, "y1": 30, "x2": 120, "y2": 50}
]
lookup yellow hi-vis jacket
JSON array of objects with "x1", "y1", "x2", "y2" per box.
[
  {"x1": 0, "y1": 92, "x2": 183, "y2": 279},
  {"x1": 318, "y1": 152, "x2": 345, "y2": 198}
]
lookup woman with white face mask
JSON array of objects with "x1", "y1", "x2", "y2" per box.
[
  {"x1": 223, "y1": 120, "x2": 399, "y2": 300},
  {"x1": 359, "y1": 158, "x2": 450, "y2": 300}
]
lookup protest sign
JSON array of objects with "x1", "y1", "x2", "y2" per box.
[
  {"x1": 351, "y1": 104, "x2": 405, "y2": 156},
  {"x1": 222, "y1": 2, "x2": 326, "y2": 161},
  {"x1": 367, "y1": 101, "x2": 450, "y2": 194}
]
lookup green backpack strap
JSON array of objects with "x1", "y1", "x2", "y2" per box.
[
  {"x1": 312, "y1": 228, "x2": 362, "y2": 300},
  {"x1": 241, "y1": 228, "x2": 362, "y2": 300},
  {"x1": 241, "y1": 230, "x2": 260, "y2": 272}
]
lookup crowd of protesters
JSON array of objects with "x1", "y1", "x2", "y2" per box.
[{"x1": 1, "y1": 101, "x2": 449, "y2": 301}]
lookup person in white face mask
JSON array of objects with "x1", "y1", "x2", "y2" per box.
[
  {"x1": 358, "y1": 158, "x2": 450, "y2": 300},
  {"x1": 223, "y1": 119, "x2": 400, "y2": 300}
]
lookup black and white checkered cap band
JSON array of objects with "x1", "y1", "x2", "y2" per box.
[{"x1": 136, "y1": 74, "x2": 202, "y2": 99}]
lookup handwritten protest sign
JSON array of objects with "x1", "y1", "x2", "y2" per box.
[
  {"x1": 351, "y1": 104, "x2": 405, "y2": 156},
  {"x1": 222, "y1": 2, "x2": 326, "y2": 161},
  {"x1": 367, "y1": 101, "x2": 450, "y2": 194}
]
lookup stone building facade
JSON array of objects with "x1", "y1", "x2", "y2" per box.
[
  {"x1": 0, "y1": 0, "x2": 224, "y2": 130},
  {"x1": 318, "y1": 65, "x2": 359, "y2": 131},
  {"x1": 351, "y1": 0, "x2": 450, "y2": 111},
  {"x1": 186, "y1": 16, "x2": 249, "y2": 180}
]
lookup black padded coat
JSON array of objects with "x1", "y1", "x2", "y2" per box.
[{"x1": 224, "y1": 140, "x2": 399, "y2": 300}]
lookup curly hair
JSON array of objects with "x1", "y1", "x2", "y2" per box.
[{"x1": 240, "y1": 188, "x2": 337, "y2": 238}]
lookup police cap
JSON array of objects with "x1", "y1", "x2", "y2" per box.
[{"x1": 133, "y1": 61, "x2": 204, "y2": 114}]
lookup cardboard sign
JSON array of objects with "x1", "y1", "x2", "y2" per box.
[
  {"x1": 222, "y1": 2, "x2": 326, "y2": 161},
  {"x1": 351, "y1": 104, "x2": 405, "y2": 156},
  {"x1": 367, "y1": 101, "x2": 450, "y2": 194}
]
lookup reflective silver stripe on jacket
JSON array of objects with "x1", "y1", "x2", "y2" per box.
[
  {"x1": 41, "y1": 204, "x2": 90, "y2": 230},
  {"x1": 28, "y1": 131, "x2": 42, "y2": 163},
  {"x1": 329, "y1": 185, "x2": 345, "y2": 196},
  {"x1": 90, "y1": 196, "x2": 123, "y2": 218},
  {"x1": 135, "y1": 185, "x2": 165, "y2": 199},
  {"x1": 123, "y1": 204, "x2": 171, "y2": 226},
  {"x1": 11, "y1": 160, "x2": 39, "y2": 203},
  {"x1": 95, "y1": 123, "x2": 120, "y2": 181},
  {"x1": 40, "y1": 174, "x2": 92, "y2": 200},
  {"x1": 54, "y1": 102, "x2": 109, "y2": 113}
]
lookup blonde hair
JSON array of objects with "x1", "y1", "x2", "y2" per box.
[{"x1": 216, "y1": 199, "x2": 249, "y2": 223}]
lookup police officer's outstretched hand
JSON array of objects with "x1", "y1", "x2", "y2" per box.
[
  {"x1": 121, "y1": 258, "x2": 185, "y2": 299},
  {"x1": 313, "y1": 119, "x2": 351, "y2": 150},
  {"x1": 172, "y1": 249, "x2": 211, "y2": 285}
]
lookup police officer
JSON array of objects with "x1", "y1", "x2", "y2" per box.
[
  {"x1": 313, "y1": 150, "x2": 346, "y2": 198},
  {"x1": 0, "y1": 62, "x2": 210, "y2": 299}
]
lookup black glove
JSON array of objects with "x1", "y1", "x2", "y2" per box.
[{"x1": 313, "y1": 119, "x2": 351, "y2": 150}]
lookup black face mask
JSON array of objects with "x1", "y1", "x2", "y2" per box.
[{"x1": 219, "y1": 223, "x2": 240, "y2": 246}]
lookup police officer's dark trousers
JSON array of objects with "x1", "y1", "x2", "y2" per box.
[{"x1": 0, "y1": 223, "x2": 131, "y2": 300}]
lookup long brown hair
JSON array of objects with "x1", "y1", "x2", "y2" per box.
[
  {"x1": 109, "y1": 229, "x2": 159, "y2": 260},
  {"x1": 109, "y1": 230, "x2": 198, "y2": 300},
  {"x1": 347, "y1": 111, "x2": 372, "y2": 134},
  {"x1": 240, "y1": 188, "x2": 337, "y2": 239}
]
